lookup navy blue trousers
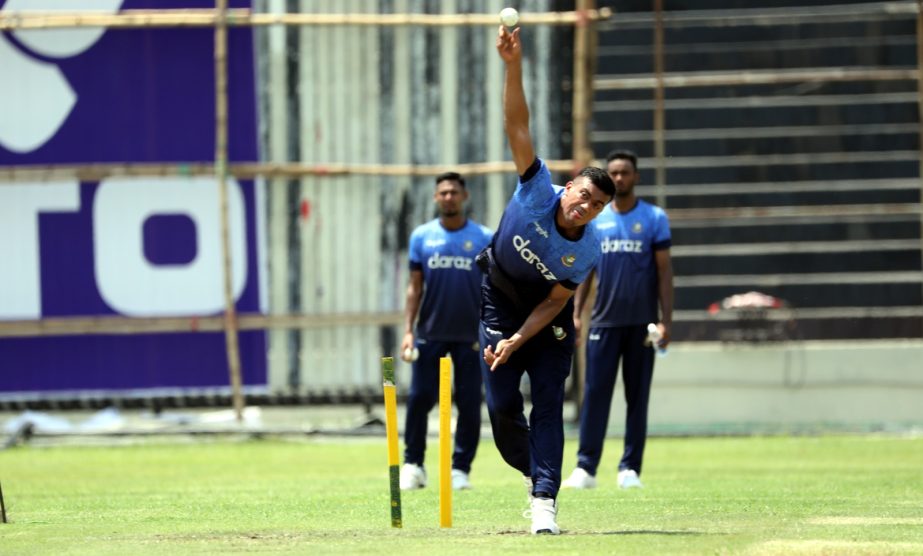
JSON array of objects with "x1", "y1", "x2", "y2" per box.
[
  {"x1": 403, "y1": 339, "x2": 483, "y2": 474},
  {"x1": 576, "y1": 325, "x2": 655, "y2": 476},
  {"x1": 479, "y1": 322, "x2": 573, "y2": 499}
]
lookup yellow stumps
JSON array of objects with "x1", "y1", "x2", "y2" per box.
[
  {"x1": 439, "y1": 356, "x2": 452, "y2": 528},
  {"x1": 382, "y1": 357, "x2": 402, "y2": 528}
]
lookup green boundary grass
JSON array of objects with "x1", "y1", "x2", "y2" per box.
[{"x1": 1, "y1": 435, "x2": 922, "y2": 555}]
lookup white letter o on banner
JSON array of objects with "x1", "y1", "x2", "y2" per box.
[{"x1": 94, "y1": 177, "x2": 247, "y2": 316}]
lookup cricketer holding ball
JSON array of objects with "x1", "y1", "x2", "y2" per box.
[
  {"x1": 478, "y1": 25, "x2": 614, "y2": 535},
  {"x1": 562, "y1": 149, "x2": 674, "y2": 491},
  {"x1": 399, "y1": 172, "x2": 493, "y2": 491}
]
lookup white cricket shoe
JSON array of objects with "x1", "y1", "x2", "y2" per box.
[
  {"x1": 451, "y1": 469, "x2": 472, "y2": 490},
  {"x1": 561, "y1": 467, "x2": 597, "y2": 489},
  {"x1": 399, "y1": 463, "x2": 426, "y2": 490},
  {"x1": 618, "y1": 469, "x2": 643, "y2": 489},
  {"x1": 530, "y1": 497, "x2": 561, "y2": 535}
]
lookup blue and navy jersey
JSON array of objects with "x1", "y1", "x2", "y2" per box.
[
  {"x1": 483, "y1": 159, "x2": 601, "y2": 329},
  {"x1": 409, "y1": 218, "x2": 493, "y2": 342},
  {"x1": 590, "y1": 200, "x2": 671, "y2": 327}
]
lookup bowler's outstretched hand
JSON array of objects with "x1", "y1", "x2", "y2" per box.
[{"x1": 496, "y1": 25, "x2": 521, "y2": 64}]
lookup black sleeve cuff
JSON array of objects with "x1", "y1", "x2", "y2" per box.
[
  {"x1": 520, "y1": 158, "x2": 541, "y2": 182},
  {"x1": 653, "y1": 239, "x2": 672, "y2": 251},
  {"x1": 560, "y1": 279, "x2": 579, "y2": 291}
]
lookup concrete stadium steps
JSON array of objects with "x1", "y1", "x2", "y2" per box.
[
  {"x1": 659, "y1": 161, "x2": 918, "y2": 185},
  {"x1": 672, "y1": 249, "x2": 921, "y2": 276},
  {"x1": 596, "y1": 24, "x2": 916, "y2": 75},
  {"x1": 658, "y1": 188, "x2": 918, "y2": 210},
  {"x1": 671, "y1": 218, "x2": 920, "y2": 243},
  {"x1": 673, "y1": 313, "x2": 923, "y2": 342},
  {"x1": 676, "y1": 280, "x2": 921, "y2": 310},
  {"x1": 594, "y1": 91, "x2": 919, "y2": 134},
  {"x1": 591, "y1": 1, "x2": 922, "y2": 341}
]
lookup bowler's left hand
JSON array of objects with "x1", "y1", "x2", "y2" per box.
[{"x1": 484, "y1": 338, "x2": 517, "y2": 371}]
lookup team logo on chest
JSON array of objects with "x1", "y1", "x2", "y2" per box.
[
  {"x1": 427, "y1": 252, "x2": 473, "y2": 270},
  {"x1": 601, "y1": 238, "x2": 643, "y2": 254},
  {"x1": 463, "y1": 240, "x2": 474, "y2": 251},
  {"x1": 632, "y1": 222, "x2": 643, "y2": 234},
  {"x1": 512, "y1": 235, "x2": 557, "y2": 280},
  {"x1": 561, "y1": 254, "x2": 576, "y2": 267}
]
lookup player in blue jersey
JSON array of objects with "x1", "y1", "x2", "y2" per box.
[
  {"x1": 399, "y1": 171, "x2": 493, "y2": 492},
  {"x1": 562, "y1": 149, "x2": 674, "y2": 491},
  {"x1": 478, "y1": 26, "x2": 615, "y2": 535}
]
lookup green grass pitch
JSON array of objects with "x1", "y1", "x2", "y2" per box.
[{"x1": 1, "y1": 435, "x2": 921, "y2": 554}]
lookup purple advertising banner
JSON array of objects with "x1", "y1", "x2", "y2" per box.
[{"x1": 0, "y1": 0, "x2": 266, "y2": 396}]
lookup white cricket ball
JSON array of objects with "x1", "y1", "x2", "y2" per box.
[
  {"x1": 402, "y1": 347, "x2": 419, "y2": 362},
  {"x1": 499, "y1": 7, "x2": 519, "y2": 28}
]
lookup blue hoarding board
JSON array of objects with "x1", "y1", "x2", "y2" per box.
[{"x1": 0, "y1": 0, "x2": 266, "y2": 397}]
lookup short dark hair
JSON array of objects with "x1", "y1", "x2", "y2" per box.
[
  {"x1": 576, "y1": 166, "x2": 615, "y2": 198},
  {"x1": 435, "y1": 171, "x2": 465, "y2": 188},
  {"x1": 605, "y1": 149, "x2": 639, "y2": 171}
]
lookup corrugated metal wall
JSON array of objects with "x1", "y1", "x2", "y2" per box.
[{"x1": 258, "y1": 0, "x2": 572, "y2": 394}]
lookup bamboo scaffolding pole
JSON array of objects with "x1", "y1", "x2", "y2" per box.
[
  {"x1": 0, "y1": 312, "x2": 403, "y2": 339},
  {"x1": 6, "y1": 303, "x2": 923, "y2": 339},
  {"x1": 7, "y1": 280, "x2": 923, "y2": 338},
  {"x1": 3, "y1": 149, "x2": 921, "y2": 183},
  {"x1": 569, "y1": 0, "x2": 595, "y2": 423},
  {"x1": 213, "y1": 0, "x2": 245, "y2": 423},
  {"x1": 0, "y1": 160, "x2": 574, "y2": 183},
  {"x1": 652, "y1": 0, "x2": 667, "y2": 207},
  {"x1": 3, "y1": 149, "x2": 921, "y2": 184},
  {"x1": 0, "y1": 9, "x2": 249, "y2": 29},
  {"x1": 0, "y1": 8, "x2": 613, "y2": 30},
  {"x1": 571, "y1": 0, "x2": 595, "y2": 171}
]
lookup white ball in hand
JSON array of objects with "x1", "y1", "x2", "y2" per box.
[
  {"x1": 499, "y1": 7, "x2": 519, "y2": 28},
  {"x1": 402, "y1": 347, "x2": 419, "y2": 362}
]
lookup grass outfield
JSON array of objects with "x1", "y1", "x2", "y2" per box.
[{"x1": 1, "y1": 435, "x2": 922, "y2": 555}]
